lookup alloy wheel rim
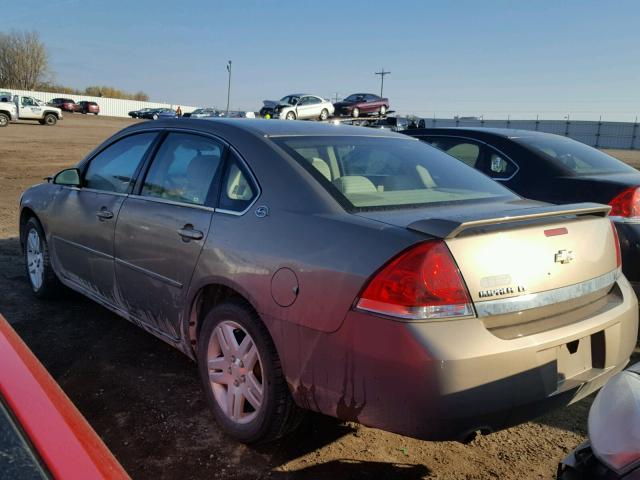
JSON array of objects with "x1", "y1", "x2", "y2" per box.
[
  {"x1": 207, "y1": 320, "x2": 264, "y2": 424},
  {"x1": 26, "y1": 229, "x2": 44, "y2": 290},
  {"x1": 0, "y1": 116, "x2": 7, "y2": 126}
]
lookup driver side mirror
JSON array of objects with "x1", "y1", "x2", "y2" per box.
[{"x1": 53, "y1": 168, "x2": 81, "y2": 187}]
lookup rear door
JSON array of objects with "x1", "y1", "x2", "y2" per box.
[
  {"x1": 48, "y1": 132, "x2": 157, "y2": 303},
  {"x1": 113, "y1": 131, "x2": 224, "y2": 339}
]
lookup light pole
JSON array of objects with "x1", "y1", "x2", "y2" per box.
[
  {"x1": 226, "y1": 60, "x2": 232, "y2": 114},
  {"x1": 374, "y1": 68, "x2": 391, "y2": 98}
]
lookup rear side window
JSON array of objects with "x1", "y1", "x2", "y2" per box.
[
  {"x1": 423, "y1": 137, "x2": 481, "y2": 167},
  {"x1": 484, "y1": 149, "x2": 518, "y2": 180},
  {"x1": 141, "y1": 132, "x2": 223, "y2": 206},
  {"x1": 274, "y1": 136, "x2": 515, "y2": 210},
  {"x1": 84, "y1": 133, "x2": 156, "y2": 193},
  {"x1": 218, "y1": 152, "x2": 258, "y2": 213}
]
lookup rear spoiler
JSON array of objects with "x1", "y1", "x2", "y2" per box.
[{"x1": 407, "y1": 203, "x2": 611, "y2": 239}]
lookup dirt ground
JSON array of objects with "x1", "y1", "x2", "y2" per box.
[{"x1": 1, "y1": 115, "x2": 639, "y2": 480}]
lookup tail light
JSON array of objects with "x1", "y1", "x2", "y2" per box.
[
  {"x1": 610, "y1": 220, "x2": 622, "y2": 268},
  {"x1": 356, "y1": 240, "x2": 474, "y2": 320},
  {"x1": 609, "y1": 186, "x2": 640, "y2": 218}
]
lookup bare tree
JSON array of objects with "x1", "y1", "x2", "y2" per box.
[{"x1": 0, "y1": 31, "x2": 48, "y2": 90}]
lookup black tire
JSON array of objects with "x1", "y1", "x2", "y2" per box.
[
  {"x1": 197, "y1": 300, "x2": 303, "y2": 443},
  {"x1": 0, "y1": 113, "x2": 9, "y2": 127},
  {"x1": 43, "y1": 113, "x2": 57, "y2": 126},
  {"x1": 285, "y1": 111, "x2": 296, "y2": 120},
  {"x1": 352, "y1": 107, "x2": 360, "y2": 118},
  {"x1": 23, "y1": 217, "x2": 64, "y2": 299},
  {"x1": 319, "y1": 109, "x2": 329, "y2": 121}
]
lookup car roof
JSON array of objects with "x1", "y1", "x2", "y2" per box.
[
  {"x1": 129, "y1": 118, "x2": 411, "y2": 139},
  {"x1": 409, "y1": 127, "x2": 559, "y2": 141}
]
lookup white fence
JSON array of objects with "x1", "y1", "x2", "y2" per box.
[
  {"x1": 0, "y1": 87, "x2": 197, "y2": 118},
  {"x1": 417, "y1": 118, "x2": 640, "y2": 150}
]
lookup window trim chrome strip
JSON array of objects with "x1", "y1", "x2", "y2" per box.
[{"x1": 474, "y1": 269, "x2": 620, "y2": 318}]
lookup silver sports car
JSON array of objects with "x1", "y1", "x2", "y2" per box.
[{"x1": 19, "y1": 119, "x2": 637, "y2": 443}]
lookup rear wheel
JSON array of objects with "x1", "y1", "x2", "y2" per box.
[
  {"x1": 319, "y1": 109, "x2": 329, "y2": 121},
  {"x1": 197, "y1": 301, "x2": 303, "y2": 443},
  {"x1": 43, "y1": 114, "x2": 57, "y2": 126},
  {"x1": 152, "y1": 113, "x2": 159, "y2": 120},
  {"x1": 285, "y1": 111, "x2": 296, "y2": 120},
  {"x1": 380, "y1": 105, "x2": 387, "y2": 116},
  {"x1": 23, "y1": 218, "x2": 63, "y2": 298},
  {"x1": 0, "y1": 113, "x2": 9, "y2": 127},
  {"x1": 352, "y1": 107, "x2": 360, "y2": 118}
]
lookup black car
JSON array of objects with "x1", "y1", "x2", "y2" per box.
[{"x1": 405, "y1": 127, "x2": 640, "y2": 290}]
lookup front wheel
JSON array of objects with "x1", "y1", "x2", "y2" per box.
[
  {"x1": 319, "y1": 109, "x2": 329, "y2": 121},
  {"x1": 352, "y1": 107, "x2": 360, "y2": 118},
  {"x1": 197, "y1": 301, "x2": 303, "y2": 443},
  {"x1": 0, "y1": 113, "x2": 9, "y2": 127},
  {"x1": 152, "y1": 113, "x2": 158, "y2": 120},
  {"x1": 43, "y1": 114, "x2": 57, "y2": 126},
  {"x1": 23, "y1": 218, "x2": 63, "y2": 298},
  {"x1": 285, "y1": 111, "x2": 296, "y2": 120}
]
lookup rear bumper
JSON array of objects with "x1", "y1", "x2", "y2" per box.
[{"x1": 289, "y1": 273, "x2": 638, "y2": 441}]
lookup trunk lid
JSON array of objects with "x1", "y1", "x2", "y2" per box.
[{"x1": 357, "y1": 200, "x2": 618, "y2": 306}]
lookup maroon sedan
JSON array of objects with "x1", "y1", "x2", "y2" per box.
[
  {"x1": 77, "y1": 101, "x2": 100, "y2": 115},
  {"x1": 333, "y1": 93, "x2": 389, "y2": 117},
  {"x1": 48, "y1": 98, "x2": 78, "y2": 113}
]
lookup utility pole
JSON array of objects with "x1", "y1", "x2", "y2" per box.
[
  {"x1": 332, "y1": 92, "x2": 340, "y2": 103},
  {"x1": 374, "y1": 68, "x2": 391, "y2": 98},
  {"x1": 226, "y1": 60, "x2": 232, "y2": 114}
]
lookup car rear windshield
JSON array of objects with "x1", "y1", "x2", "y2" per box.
[
  {"x1": 273, "y1": 135, "x2": 516, "y2": 210},
  {"x1": 514, "y1": 135, "x2": 636, "y2": 175}
]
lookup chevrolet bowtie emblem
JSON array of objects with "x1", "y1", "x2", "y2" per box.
[{"x1": 554, "y1": 249, "x2": 575, "y2": 264}]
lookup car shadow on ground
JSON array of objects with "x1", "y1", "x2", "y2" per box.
[{"x1": 0, "y1": 236, "x2": 432, "y2": 479}]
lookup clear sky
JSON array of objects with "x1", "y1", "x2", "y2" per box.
[{"x1": 4, "y1": 0, "x2": 640, "y2": 120}]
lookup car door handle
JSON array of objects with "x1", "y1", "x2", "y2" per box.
[
  {"x1": 178, "y1": 226, "x2": 204, "y2": 241},
  {"x1": 96, "y1": 209, "x2": 114, "y2": 220}
]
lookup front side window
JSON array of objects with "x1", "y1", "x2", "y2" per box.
[
  {"x1": 84, "y1": 133, "x2": 156, "y2": 193},
  {"x1": 218, "y1": 152, "x2": 258, "y2": 212},
  {"x1": 21, "y1": 97, "x2": 35, "y2": 107},
  {"x1": 274, "y1": 136, "x2": 515, "y2": 210},
  {"x1": 142, "y1": 132, "x2": 223, "y2": 206}
]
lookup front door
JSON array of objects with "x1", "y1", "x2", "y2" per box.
[
  {"x1": 18, "y1": 97, "x2": 41, "y2": 119},
  {"x1": 49, "y1": 132, "x2": 157, "y2": 303},
  {"x1": 114, "y1": 132, "x2": 224, "y2": 339}
]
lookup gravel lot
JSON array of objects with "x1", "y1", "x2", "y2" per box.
[{"x1": 1, "y1": 115, "x2": 638, "y2": 480}]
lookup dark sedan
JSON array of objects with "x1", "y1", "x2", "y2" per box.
[
  {"x1": 333, "y1": 93, "x2": 389, "y2": 118},
  {"x1": 404, "y1": 127, "x2": 640, "y2": 291},
  {"x1": 139, "y1": 108, "x2": 176, "y2": 120},
  {"x1": 129, "y1": 108, "x2": 154, "y2": 118},
  {"x1": 19, "y1": 120, "x2": 636, "y2": 444}
]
